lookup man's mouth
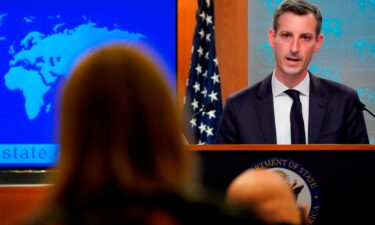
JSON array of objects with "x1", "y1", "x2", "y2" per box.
[
  {"x1": 286, "y1": 56, "x2": 300, "y2": 62},
  {"x1": 285, "y1": 56, "x2": 301, "y2": 65}
]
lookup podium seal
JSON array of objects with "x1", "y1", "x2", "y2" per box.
[{"x1": 250, "y1": 158, "x2": 321, "y2": 225}]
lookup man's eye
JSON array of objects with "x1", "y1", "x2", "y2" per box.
[
  {"x1": 302, "y1": 35, "x2": 312, "y2": 40},
  {"x1": 281, "y1": 33, "x2": 290, "y2": 38}
]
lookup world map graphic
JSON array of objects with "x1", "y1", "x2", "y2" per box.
[
  {"x1": 0, "y1": 0, "x2": 176, "y2": 166},
  {"x1": 4, "y1": 21, "x2": 144, "y2": 120}
]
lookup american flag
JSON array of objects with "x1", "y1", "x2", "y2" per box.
[{"x1": 184, "y1": 0, "x2": 222, "y2": 144}]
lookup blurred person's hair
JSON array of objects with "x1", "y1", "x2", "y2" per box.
[{"x1": 51, "y1": 44, "x2": 195, "y2": 207}]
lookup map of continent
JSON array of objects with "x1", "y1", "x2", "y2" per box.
[{"x1": 4, "y1": 21, "x2": 145, "y2": 120}]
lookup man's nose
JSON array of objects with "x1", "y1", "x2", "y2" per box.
[{"x1": 290, "y1": 38, "x2": 300, "y2": 53}]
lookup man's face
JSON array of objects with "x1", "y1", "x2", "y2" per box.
[{"x1": 268, "y1": 12, "x2": 324, "y2": 81}]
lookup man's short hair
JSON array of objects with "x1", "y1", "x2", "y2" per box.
[{"x1": 273, "y1": 0, "x2": 323, "y2": 36}]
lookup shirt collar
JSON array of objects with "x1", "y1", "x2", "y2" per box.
[{"x1": 272, "y1": 71, "x2": 310, "y2": 97}]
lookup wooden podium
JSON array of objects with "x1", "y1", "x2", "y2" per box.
[{"x1": 190, "y1": 144, "x2": 375, "y2": 225}]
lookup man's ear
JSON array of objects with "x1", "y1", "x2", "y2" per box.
[
  {"x1": 314, "y1": 33, "x2": 324, "y2": 52},
  {"x1": 268, "y1": 28, "x2": 276, "y2": 48}
]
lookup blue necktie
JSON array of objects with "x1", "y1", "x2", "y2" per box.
[{"x1": 284, "y1": 89, "x2": 306, "y2": 144}]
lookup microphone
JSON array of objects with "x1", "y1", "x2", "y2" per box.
[
  {"x1": 184, "y1": 103, "x2": 215, "y2": 144},
  {"x1": 191, "y1": 103, "x2": 214, "y2": 118},
  {"x1": 356, "y1": 101, "x2": 375, "y2": 118}
]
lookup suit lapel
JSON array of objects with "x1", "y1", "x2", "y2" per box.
[
  {"x1": 308, "y1": 74, "x2": 326, "y2": 143},
  {"x1": 255, "y1": 75, "x2": 277, "y2": 144}
]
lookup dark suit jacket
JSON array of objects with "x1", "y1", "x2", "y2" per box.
[{"x1": 217, "y1": 73, "x2": 369, "y2": 144}]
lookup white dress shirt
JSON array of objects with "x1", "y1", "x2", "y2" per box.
[{"x1": 272, "y1": 73, "x2": 310, "y2": 144}]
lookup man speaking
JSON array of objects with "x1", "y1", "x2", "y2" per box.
[{"x1": 217, "y1": 0, "x2": 369, "y2": 144}]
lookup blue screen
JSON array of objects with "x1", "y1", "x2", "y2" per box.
[{"x1": 0, "y1": 0, "x2": 176, "y2": 168}]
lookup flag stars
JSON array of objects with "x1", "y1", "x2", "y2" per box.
[
  {"x1": 195, "y1": 64, "x2": 202, "y2": 75},
  {"x1": 197, "y1": 46, "x2": 204, "y2": 57},
  {"x1": 193, "y1": 81, "x2": 200, "y2": 93},
  {"x1": 211, "y1": 73, "x2": 220, "y2": 84},
  {"x1": 198, "y1": 123, "x2": 214, "y2": 138},
  {"x1": 213, "y1": 57, "x2": 219, "y2": 66},
  {"x1": 208, "y1": 91, "x2": 218, "y2": 102},
  {"x1": 198, "y1": 29, "x2": 205, "y2": 39},
  {"x1": 205, "y1": 33, "x2": 211, "y2": 42},
  {"x1": 201, "y1": 87, "x2": 208, "y2": 97},
  {"x1": 190, "y1": 118, "x2": 197, "y2": 128},
  {"x1": 206, "y1": 15, "x2": 213, "y2": 26},
  {"x1": 199, "y1": 10, "x2": 206, "y2": 21},
  {"x1": 202, "y1": 70, "x2": 208, "y2": 78},
  {"x1": 206, "y1": 0, "x2": 211, "y2": 8},
  {"x1": 205, "y1": 52, "x2": 209, "y2": 60},
  {"x1": 205, "y1": 126, "x2": 214, "y2": 137},
  {"x1": 191, "y1": 99, "x2": 199, "y2": 110},
  {"x1": 184, "y1": 0, "x2": 222, "y2": 144},
  {"x1": 207, "y1": 110, "x2": 216, "y2": 119},
  {"x1": 199, "y1": 122, "x2": 206, "y2": 134}
]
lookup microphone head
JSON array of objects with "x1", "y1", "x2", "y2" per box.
[
  {"x1": 203, "y1": 103, "x2": 214, "y2": 112},
  {"x1": 355, "y1": 100, "x2": 366, "y2": 110}
]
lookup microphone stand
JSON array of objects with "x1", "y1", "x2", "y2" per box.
[
  {"x1": 357, "y1": 101, "x2": 375, "y2": 118},
  {"x1": 191, "y1": 103, "x2": 214, "y2": 118},
  {"x1": 363, "y1": 107, "x2": 375, "y2": 118}
]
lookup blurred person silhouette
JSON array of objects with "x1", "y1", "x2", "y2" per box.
[
  {"x1": 227, "y1": 169, "x2": 306, "y2": 225},
  {"x1": 20, "y1": 44, "x2": 269, "y2": 225}
]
